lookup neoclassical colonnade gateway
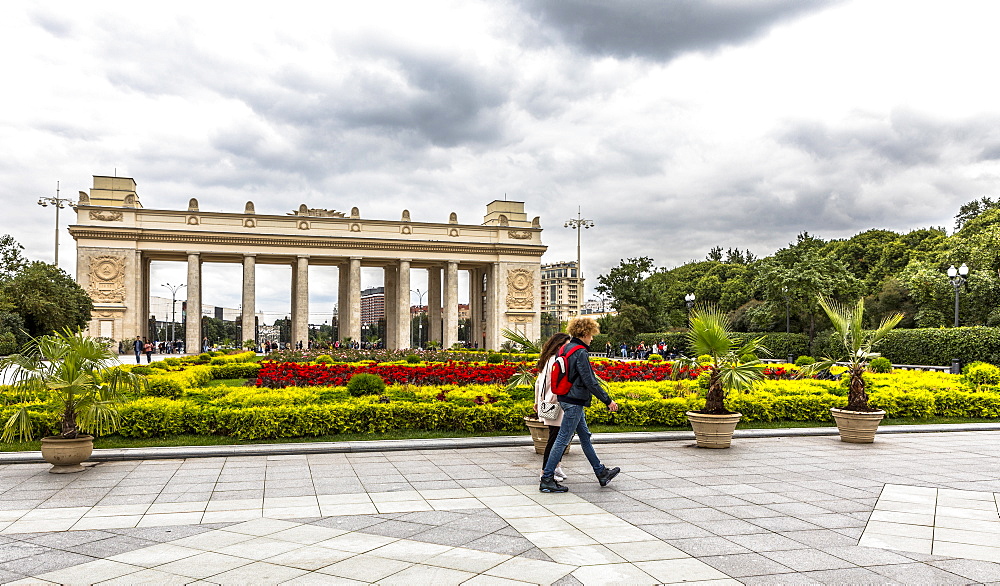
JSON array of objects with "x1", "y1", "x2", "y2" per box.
[{"x1": 70, "y1": 176, "x2": 546, "y2": 351}]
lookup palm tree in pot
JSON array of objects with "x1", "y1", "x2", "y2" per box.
[
  {"x1": 809, "y1": 296, "x2": 903, "y2": 443},
  {"x1": 1, "y1": 329, "x2": 147, "y2": 473},
  {"x1": 685, "y1": 306, "x2": 768, "y2": 448}
]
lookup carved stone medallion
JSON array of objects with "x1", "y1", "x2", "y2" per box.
[
  {"x1": 508, "y1": 230, "x2": 531, "y2": 240},
  {"x1": 88, "y1": 256, "x2": 126, "y2": 304},
  {"x1": 506, "y1": 268, "x2": 534, "y2": 310},
  {"x1": 89, "y1": 210, "x2": 123, "y2": 221}
]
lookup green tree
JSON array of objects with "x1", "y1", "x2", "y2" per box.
[
  {"x1": 954, "y1": 197, "x2": 1000, "y2": 231},
  {"x1": 753, "y1": 233, "x2": 860, "y2": 344},
  {"x1": 897, "y1": 260, "x2": 952, "y2": 327},
  {"x1": 596, "y1": 257, "x2": 658, "y2": 312},
  {"x1": 0, "y1": 235, "x2": 27, "y2": 282},
  {"x1": 0, "y1": 262, "x2": 93, "y2": 338}
]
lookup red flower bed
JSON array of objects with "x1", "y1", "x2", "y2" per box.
[
  {"x1": 256, "y1": 359, "x2": 704, "y2": 389},
  {"x1": 256, "y1": 361, "x2": 517, "y2": 388},
  {"x1": 592, "y1": 361, "x2": 703, "y2": 381}
]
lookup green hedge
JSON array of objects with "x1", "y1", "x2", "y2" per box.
[
  {"x1": 811, "y1": 326, "x2": 1000, "y2": 366},
  {"x1": 595, "y1": 331, "x2": 809, "y2": 360},
  {"x1": 209, "y1": 363, "x2": 262, "y2": 380},
  {"x1": 8, "y1": 385, "x2": 998, "y2": 441}
]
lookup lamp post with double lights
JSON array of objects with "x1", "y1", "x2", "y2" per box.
[
  {"x1": 684, "y1": 293, "x2": 696, "y2": 321},
  {"x1": 947, "y1": 263, "x2": 969, "y2": 328},
  {"x1": 161, "y1": 283, "x2": 186, "y2": 349},
  {"x1": 564, "y1": 208, "x2": 594, "y2": 316},
  {"x1": 782, "y1": 286, "x2": 790, "y2": 334},
  {"x1": 36, "y1": 181, "x2": 76, "y2": 267}
]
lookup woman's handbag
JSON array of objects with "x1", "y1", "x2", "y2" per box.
[{"x1": 538, "y1": 401, "x2": 562, "y2": 421}]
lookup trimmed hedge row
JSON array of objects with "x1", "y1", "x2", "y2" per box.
[
  {"x1": 813, "y1": 326, "x2": 1000, "y2": 367},
  {"x1": 6, "y1": 385, "x2": 999, "y2": 441},
  {"x1": 594, "y1": 332, "x2": 810, "y2": 360},
  {"x1": 600, "y1": 326, "x2": 1000, "y2": 366}
]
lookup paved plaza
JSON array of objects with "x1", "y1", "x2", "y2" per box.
[{"x1": 1, "y1": 430, "x2": 1000, "y2": 584}]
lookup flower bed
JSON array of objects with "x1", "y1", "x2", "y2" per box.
[
  {"x1": 255, "y1": 361, "x2": 519, "y2": 388},
  {"x1": 255, "y1": 359, "x2": 705, "y2": 388},
  {"x1": 4, "y1": 358, "x2": 995, "y2": 441}
]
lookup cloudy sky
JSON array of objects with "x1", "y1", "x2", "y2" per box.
[{"x1": 3, "y1": 0, "x2": 999, "y2": 324}]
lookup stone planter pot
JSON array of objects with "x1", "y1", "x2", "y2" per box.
[
  {"x1": 831, "y1": 408, "x2": 885, "y2": 443},
  {"x1": 40, "y1": 435, "x2": 94, "y2": 474},
  {"x1": 524, "y1": 417, "x2": 570, "y2": 455},
  {"x1": 686, "y1": 412, "x2": 742, "y2": 449}
]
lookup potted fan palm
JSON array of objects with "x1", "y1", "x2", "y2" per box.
[
  {"x1": 685, "y1": 306, "x2": 768, "y2": 448},
  {"x1": 1, "y1": 329, "x2": 147, "y2": 473},
  {"x1": 808, "y1": 296, "x2": 903, "y2": 443}
]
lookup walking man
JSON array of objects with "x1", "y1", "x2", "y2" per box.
[
  {"x1": 540, "y1": 316, "x2": 621, "y2": 493},
  {"x1": 132, "y1": 336, "x2": 143, "y2": 364}
]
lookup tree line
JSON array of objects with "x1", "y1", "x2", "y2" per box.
[{"x1": 596, "y1": 198, "x2": 1000, "y2": 346}]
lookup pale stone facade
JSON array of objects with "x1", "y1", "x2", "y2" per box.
[{"x1": 70, "y1": 176, "x2": 546, "y2": 350}]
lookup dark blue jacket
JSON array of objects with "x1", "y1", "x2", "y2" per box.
[{"x1": 557, "y1": 338, "x2": 613, "y2": 407}]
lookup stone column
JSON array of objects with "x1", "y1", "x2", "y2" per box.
[
  {"x1": 347, "y1": 257, "x2": 362, "y2": 342},
  {"x1": 185, "y1": 253, "x2": 202, "y2": 354},
  {"x1": 428, "y1": 267, "x2": 442, "y2": 345},
  {"x1": 140, "y1": 255, "x2": 151, "y2": 340},
  {"x1": 396, "y1": 259, "x2": 411, "y2": 349},
  {"x1": 470, "y1": 268, "x2": 483, "y2": 349},
  {"x1": 337, "y1": 264, "x2": 348, "y2": 342},
  {"x1": 443, "y1": 261, "x2": 459, "y2": 348},
  {"x1": 241, "y1": 255, "x2": 256, "y2": 348},
  {"x1": 485, "y1": 263, "x2": 499, "y2": 351},
  {"x1": 384, "y1": 264, "x2": 397, "y2": 348},
  {"x1": 292, "y1": 256, "x2": 309, "y2": 348}
]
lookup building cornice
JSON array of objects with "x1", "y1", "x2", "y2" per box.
[{"x1": 69, "y1": 226, "x2": 547, "y2": 257}]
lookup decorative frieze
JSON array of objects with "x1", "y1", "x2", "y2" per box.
[{"x1": 89, "y1": 210, "x2": 123, "y2": 221}]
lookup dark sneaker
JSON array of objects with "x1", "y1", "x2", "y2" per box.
[
  {"x1": 539, "y1": 477, "x2": 569, "y2": 493},
  {"x1": 596, "y1": 466, "x2": 620, "y2": 487}
]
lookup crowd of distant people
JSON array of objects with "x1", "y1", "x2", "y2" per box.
[{"x1": 603, "y1": 340, "x2": 680, "y2": 360}]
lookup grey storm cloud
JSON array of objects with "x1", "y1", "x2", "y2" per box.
[
  {"x1": 227, "y1": 52, "x2": 513, "y2": 150},
  {"x1": 776, "y1": 111, "x2": 1000, "y2": 173},
  {"x1": 516, "y1": 0, "x2": 840, "y2": 61}
]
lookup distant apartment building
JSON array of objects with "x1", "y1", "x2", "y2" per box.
[
  {"x1": 361, "y1": 287, "x2": 386, "y2": 325},
  {"x1": 541, "y1": 261, "x2": 583, "y2": 323}
]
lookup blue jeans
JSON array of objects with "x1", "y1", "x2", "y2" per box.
[{"x1": 542, "y1": 403, "x2": 603, "y2": 479}]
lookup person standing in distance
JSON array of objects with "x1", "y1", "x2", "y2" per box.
[
  {"x1": 132, "y1": 336, "x2": 143, "y2": 364},
  {"x1": 540, "y1": 316, "x2": 620, "y2": 493}
]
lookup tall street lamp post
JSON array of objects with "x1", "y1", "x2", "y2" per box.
[
  {"x1": 947, "y1": 263, "x2": 969, "y2": 328},
  {"x1": 564, "y1": 208, "x2": 594, "y2": 316},
  {"x1": 684, "y1": 293, "x2": 696, "y2": 321},
  {"x1": 37, "y1": 181, "x2": 76, "y2": 267},
  {"x1": 411, "y1": 288, "x2": 427, "y2": 348},
  {"x1": 161, "y1": 283, "x2": 186, "y2": 348}
]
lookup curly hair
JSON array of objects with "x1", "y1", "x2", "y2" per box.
[{"x1": 566, "y1": 316, "x2": 600, "y2": 339}]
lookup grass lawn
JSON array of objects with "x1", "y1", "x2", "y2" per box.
[{"x1": 1, "y1": 416, "x2": 996, "y2": 452}]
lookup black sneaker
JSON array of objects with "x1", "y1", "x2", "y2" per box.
[
  {"x1": 539, "y1": 477, "x2": 569, "y2": 493},
  {"x1": 596, "y1": 466, "x2": 620, "y2": 487}
]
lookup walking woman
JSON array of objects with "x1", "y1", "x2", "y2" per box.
[
  {"x1": 540, "y1": 317, "x2": 620, "y2": 493},
  {"x1": 535, "y1": 333, "x2": 571, "y2": 482}
]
